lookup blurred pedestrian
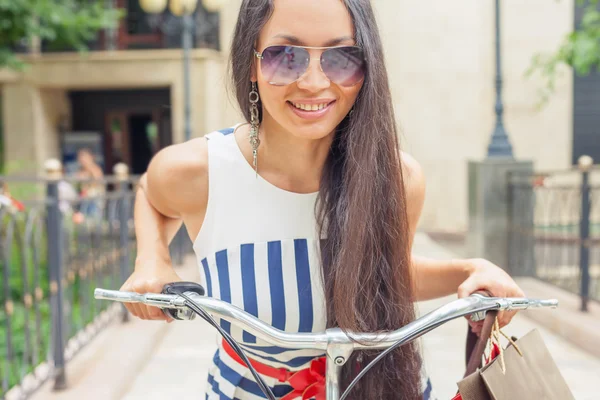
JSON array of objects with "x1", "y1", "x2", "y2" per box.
[{"x1": 76, "y1": 148, "x2": 104, "y2": 220}]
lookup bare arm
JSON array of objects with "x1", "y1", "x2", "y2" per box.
[
  {"x1": 402, "y1": 152, "x2": 471, "y2": 301},
  {"x1": 121, "y1": 138, "x2": 209, "y2": 320},
  {"x1": 133, "y1": 174, "x2": 183, "y2": 266}
]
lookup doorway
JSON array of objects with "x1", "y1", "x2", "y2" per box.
[
  {"x1": 105, "y1": 109, "x2": 164, "y2": 175},
  {"x1": 69, "y1": 88, "x2": 171, "y2": 175},
  {"x1": 129, "y1": 114, "x2": 158, "y2": 174}
]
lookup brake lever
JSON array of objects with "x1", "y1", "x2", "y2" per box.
[
  {"x1": 161, "y1": 281, "x2": 206, "y2": 320},
  {"x1": 469, "y1": 290, "x2": 494, "y2": 322}
]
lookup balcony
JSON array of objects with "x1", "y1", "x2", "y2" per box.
[{"x1": 39, "y1": 0, "x2": 220, "y2": 53}]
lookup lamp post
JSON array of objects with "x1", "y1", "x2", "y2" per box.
[
  {"x1": 139, "y1": 0, "x2": 226, "y2": 142},
  {"x1": 467, "y1": 1, "x2": 534, "y2": 275},
  {"x1": 487, "y1": 0, "x2": 514, "y2": 158}
]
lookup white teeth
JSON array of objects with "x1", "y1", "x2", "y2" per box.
[{"x1": 292, "y1": 102, "x2": 330, "y2": 111}]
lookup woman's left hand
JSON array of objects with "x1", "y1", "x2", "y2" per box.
[{"x1": 456, "y1": 258, "x2": 525, "y2": 334}]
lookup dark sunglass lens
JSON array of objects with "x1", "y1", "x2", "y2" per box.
[
  {"x1": 260, "y1": 46, "x2": 310, "y2": 85},
  {"x1": 321, "y1": 47, "x2": 366, "y2": 86}
]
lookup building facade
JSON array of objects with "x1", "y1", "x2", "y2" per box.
[
  {"x1": 1, "y1": 0, "x2": 596, "y2": 234},
  {"x1": 0, "y1": 0, "x2": 235, "y2": 177}
]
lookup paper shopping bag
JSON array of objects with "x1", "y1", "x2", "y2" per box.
[
  {"x1": 455, "y1": 309, "x2": 575, "y2": 400},
  {"x1": 454, "y1": 370, "x2": 492, "y2": 400},
  {"x1": 479, "y1": 329, "x2": 575, "y2": 400},
  {"x1": 453, "y1": 311, "x2": 498, "y2": 400}
]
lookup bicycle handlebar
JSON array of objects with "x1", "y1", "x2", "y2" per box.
[{"x1": 94, "y1": 288, "x2": 558, "y2": 351}]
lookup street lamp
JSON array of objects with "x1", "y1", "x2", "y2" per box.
[
  {"x1": 139, "y1": 0, "x2": 227, "y2": 142},
  {"x1": 139, "y1": 0, "x2": 168, "y2": 14},
  {"x1": 487, "y1": 0, "x2": 514, "y2": 158}
]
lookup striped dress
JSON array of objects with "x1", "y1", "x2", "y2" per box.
[{"x1": 194, "y1": 126, "x2": 436, "y2": 400}]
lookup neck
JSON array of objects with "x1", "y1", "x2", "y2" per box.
[{"x1": 248, "y1": 115, "x2": 334, "y2": 193}]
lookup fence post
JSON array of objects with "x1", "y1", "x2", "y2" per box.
[
  {"x1": 578, "y1": 155, "x2": 593, "y2": 312},
  {"x1": 114, "y1": 163, "x2": 131, "y2": 322},
  {"x1": 506, "y1": 171, "x2": 516, "y2": 274},
  {"x1": 171, "y1": 227, "x2": 185, "y2": 266},
  {"x1": 45, "y1": 159, "x2": 67, "y2": 390}
]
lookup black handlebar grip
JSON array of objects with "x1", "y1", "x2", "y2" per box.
[
  {"x1": 162, "y1": 281, "x2": 206, "y2": 296},
  {"x1": 161, "y1": 281, "x2": 206, "y2": 320}
]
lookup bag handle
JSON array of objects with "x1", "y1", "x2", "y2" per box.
[{"x1": 464, "y1": 310, "x2": 498, "y2": 377}]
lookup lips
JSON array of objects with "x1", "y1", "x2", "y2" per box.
[{"x1": 287, "y1": 100, "x2": 336, "y2": 120}]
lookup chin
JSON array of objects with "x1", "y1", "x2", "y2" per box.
[{"x1": 288, "y1": 120, "x2": 338, "y2": 140}]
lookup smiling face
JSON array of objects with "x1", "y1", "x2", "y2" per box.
[{"x1": 253, "y1": 0, "x2": 364, "y2": 141}]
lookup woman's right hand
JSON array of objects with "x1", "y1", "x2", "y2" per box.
[{"x1": 120, "y1": 260, "x2": 183, "y2": 322}]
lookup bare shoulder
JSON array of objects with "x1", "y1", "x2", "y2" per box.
[
  {"x1": 144, "y1": 137, "x2": 208, "y2": 218},
  {"x1": 400, "y1": 151, "x2": 426, "y2": 234},
  {"x1": 400, "y1": 151, "x2": 426, "y2": 193}
]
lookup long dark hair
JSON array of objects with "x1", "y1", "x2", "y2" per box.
[{"x1": 228, "y1": 1, "x2": 422, "y2": 399}]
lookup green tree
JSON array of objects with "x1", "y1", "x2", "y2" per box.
[
  {"x1": 528, "y1": 0, "x2": 600, "y2": 105},
  {"x1": 0, "y1": 94, "x2": 4, "y2": 173},
  {"x1": 0, "y1": 0, "x2": 124, "y2": 70}
]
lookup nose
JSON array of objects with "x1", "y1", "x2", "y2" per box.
[{"x1": 296, "y1": 55, "x2": 331, "y2": 92}]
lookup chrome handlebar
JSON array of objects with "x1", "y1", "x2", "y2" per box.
[{"x1": 94, "y1": 288, "x2": 558, "y2": 351}]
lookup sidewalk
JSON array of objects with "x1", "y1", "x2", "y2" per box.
[
  {"x1": 121, "y1": 233, "x2": 600, "y2": 400},
  {"x1": 121, "y1": 262, "x2": 219, "y2": 400},
  {"x1": 27, "y1": 257, "x2": 199, "y2": 400},
  {"x1": 414, "y1": 233, "x2": 600, "y2": 400},
  {"x1": 419, "y1": 294, "x2": 600, "y2": 400}
]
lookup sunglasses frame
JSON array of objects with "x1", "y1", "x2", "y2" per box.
[{"x1": 253, "y1": 44, "x2": 366, "y2": 87}]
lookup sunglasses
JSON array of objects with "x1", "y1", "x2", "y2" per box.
[{"x1": 254, "y1": 45, "x2": 366, "y2": 87}]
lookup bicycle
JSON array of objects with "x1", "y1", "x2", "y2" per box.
[{"x1": 94, "y1": 283, "x2": 558, "y2": 400}]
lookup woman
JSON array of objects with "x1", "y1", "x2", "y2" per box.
[
  {"x1": 120, "y1": 0, "x2": 524, "y2": 399},
  {"x1": 76, "y1": 148, "x2": 104, "y2": 220}
]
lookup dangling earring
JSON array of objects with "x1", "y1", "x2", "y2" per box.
[
  {"x1": 249, "y1": 81, "x2": 260, "y2": 177},
  {"x1": 349, "y1": 105, "x2": 355, "y2": 116}
]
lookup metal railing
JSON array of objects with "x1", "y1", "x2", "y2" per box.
[
  {"x1": 0, "y1": 161, "x2": 145, "y2": 399},
  {"x1": 508, "y1": 156, "x2": 599, "y2": 311}
]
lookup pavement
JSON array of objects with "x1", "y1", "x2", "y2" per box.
[
  {"x1": 30, "y1": 233, "x2": 600, "y2": 400},
  {"x1": 414, "y1": 233, "x2": 600, "y2": 400},
  {"x1": 26, "y1": 309, "x2": 171, "y2": 400}
]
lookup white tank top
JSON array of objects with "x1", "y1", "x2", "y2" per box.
[
  {"x1": 194, "y1": 125, "x2": 435, "y2": 400},
  {"x1": 193, "y1": 125, "x2": 328, "y2": 371}
]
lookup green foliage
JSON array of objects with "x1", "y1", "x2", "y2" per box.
[
  {"x1": 527, "y1": 0, "x2": 600, "y2": 106},
  {"x1": 0, "y1": 302, "x2": 52, "y2": 388},
  {"x1": 0, "y1": 213, "x2": 50, "y2": 390},
  {"x1": 0, "y1": 129, "x2": 3, "y2": 175},
  {"x1": 0, "y1": 213, "x2": 118, "y2": 391},
  {"x1": 0, "y1": 94, "x2": 3, "y2": 174},
  {"x1": 0, "y1": 0, "x2": 124, "y2": 69}
]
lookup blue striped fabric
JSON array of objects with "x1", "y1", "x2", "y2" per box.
[
  {"x1": 200, "y1": 238, "x2": 327, "y2": 372},
  {"x1": 200, "y1": 237, "x2": 437, "y2": 399},
  {"x1": 216, "y1": 250, "x2": 233, "y2": 334},
  {"x1": 240, "y1": 244, "x2": 258, "y2": 343},
  {"x1": 206, "y1": 344, "x2": 437, "y2": 400},
  {"x1": 267, "y1": 241, "x2": 286, "y2": 332},
  {"x1": 207, "y1": 351, "x2": 294, "y2": 399},
  {"x1": 218, "y1": 127, "x2": 235, "y2": 135}
]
